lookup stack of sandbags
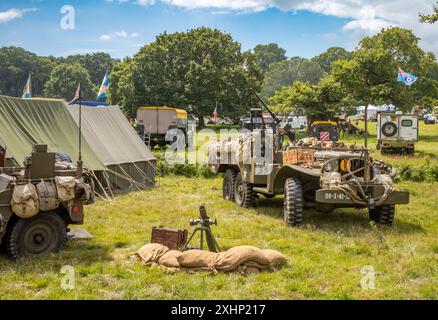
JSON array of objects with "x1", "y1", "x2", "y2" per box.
[{"x1": 136, "y1": 244, "x2": 288, "y2": 275}]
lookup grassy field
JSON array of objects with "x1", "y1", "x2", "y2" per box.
[{"x1": 0, "y1": 122, "x2": 437, "y2": 300}]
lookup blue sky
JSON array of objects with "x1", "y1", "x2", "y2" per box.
[{"x1": 0, "y1": 0, "x2": 436, "y2": 59}]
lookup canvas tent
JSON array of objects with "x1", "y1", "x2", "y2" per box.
[
  {"x1": 0, "y1": 95, "x2": 156, "y2": 196},
  {"x1": 67, "y1": 104, "x2": 156, "y2": 191}
]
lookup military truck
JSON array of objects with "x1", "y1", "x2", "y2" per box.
[
  {"x1": 208, "y1": 93, "x2": 409, "y2": 227},
  {"x1": 0, "y1": 145, "x2": 94, "y2": 260},
  {"x1": 376, "y1": 112, "x2": 418, "y2": 155},
  {"x1": 137, "y1": 106, "x2": 189, "y2": 148}
]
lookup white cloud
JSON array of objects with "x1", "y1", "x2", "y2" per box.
[
  {"x1": 99, "y1": 31, "x2": 141, "y2": 41},
  {"x1": 135, "y1": 0, "x2": 156, "y2": 5},
  {"x1": 121, "y1": 0, "x2": 438, "y2": 53},
  {"x1": 0, "y1": 8, "x2": 37, "y2": 24}
]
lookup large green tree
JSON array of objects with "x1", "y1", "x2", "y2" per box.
[
  {"x1": 419, "y1": 2, "x2": 438, "y2": 23},
  {"x1": 253, "y1": 43, "x2": 287, "y2": 73},
  {"x1": 0, "y1": 47, "x2": 55, "y2": 97},
  {"x1": 44, "y1": 63, "x2": 96, "y2": 101},
  {"x1": 112, "y1": 28, "x2": 263, "y2": 123},
  {"x1": 311, "y1": 47, "x2": 352, "y2": 73},
  {"x1": 330, "y1": 27, "x2": 438, "y2": 112},
  {"x1": 57, "y1": 52, "x2": 117, "y2": 86},
  {"x1": 268, "y1": 75, "x2": 351, "y2": 121},
  {"x1": 261, "y1": 57, "x2": 324, "y2": 99}
]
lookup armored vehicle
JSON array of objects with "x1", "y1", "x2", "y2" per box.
[
  {"x1": 208, "y1": 93, "x2": 409, "y2": 227},
  {"x1": 0, "y1": 145, "x2": 94, "y2": 260}
]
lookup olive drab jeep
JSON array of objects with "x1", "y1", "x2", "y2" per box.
[
  {"x1": 0, "y1": 145, "x2": 95, "y2": 260},
  {"x1": 208, "y1": 92, "x2": 409, "y2": 227}
]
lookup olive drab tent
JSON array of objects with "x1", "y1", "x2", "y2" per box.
[
  {"x1": 0, "y1": 95, "x2": 156, "y2": 197},
  {"x1": 67, "y1": 104, "x2": 156, "y2": 191}
]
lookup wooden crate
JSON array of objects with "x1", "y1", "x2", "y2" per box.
[
  {"x1": 151, "y1": 227, "x2": 188, "y2": 250},
  {"x1": 283, "y1": 148, "x2": 315, "y2": 165}
]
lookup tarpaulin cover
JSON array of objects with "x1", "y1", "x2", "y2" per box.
[
  {"x1": 0, "y1": 95, "x2": 105, "y2": 170},
  {"x1": 67, "y1": 105, "x2": 155, "y2": 166}
]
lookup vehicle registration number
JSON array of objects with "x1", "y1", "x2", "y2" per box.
[{"x1": 323, "y1": 192, "x2": 350, "y2": 201}]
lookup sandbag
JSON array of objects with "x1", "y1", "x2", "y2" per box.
[
  {"x1": 158, "y1": 250, "x2": 182, "y2": 268},
  {"x1": 177, "y1": 250, "x2": 217, "y2": 269},
  {"x1": 11, "y1": 183, "x2": 39, "y2": 218},
  {"x1": 263, "y1": 249, "x2": 288, "y2": 267},
  {"x1": 213, "y1": 246, "x2": 270, "y2": 272},
  {"x1": 37, "y1": 180, "x2": 59, "y2": 212},
  {"x1": 137, "y1": 243, "x2": 169, "y2": 265},
  {"x1": 55, "y1": 176, "x2": 76, "y2": 202}
]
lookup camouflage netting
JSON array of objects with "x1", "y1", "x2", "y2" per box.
[{"x1": 136, "y1": 244, "x2": 288, "y2": 275}]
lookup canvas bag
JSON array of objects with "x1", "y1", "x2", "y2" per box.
[
  {"x1": 177, "y1": 250, "x2": 218, "y2": 269},
  {"x1": 158, "y1": 250, "x2": 182, "y2": 268},
  {"x1": 55, "y1": 176, "x2": 76, "y2": 202},
  {"x1": 213, "y1": 246, "x2": 270, "y2": 272},
  {"x1": 11, "y1": 183, "x2": 39, "y2": 218},
  {"x1": 137, "y1": 243, "x2": 169, "y2": 265},
  {"x1": 37, "y1": 180, "x2": 59, "y2": 212}
]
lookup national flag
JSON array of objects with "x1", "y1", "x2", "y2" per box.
[
  {"x1": 70, "y1": 83, "x2": 82, "y2": 104},
  {"x1": 22, "y1": 74, "x2": 32, "y2": 99},
  {"x1": 212, "y1": 105, "x2": 218, "y2": 124},
  {"x1": 97, "y1": 70, "x2": 110, "y2": 101},
  {"x1": 397, "y1": 68, "x2": 417, "y2": 86}
]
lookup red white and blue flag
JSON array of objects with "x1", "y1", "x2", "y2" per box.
[{"x1": 397, "y1": 67, "x2": 417, "y2": 86}]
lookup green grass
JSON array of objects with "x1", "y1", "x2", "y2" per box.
[
  {"x1": 0, "y1": 177, "x2": 437, "y2": 300},
  {"x1": 0, "y1": 122, "x2": 437, "y2": 300}
]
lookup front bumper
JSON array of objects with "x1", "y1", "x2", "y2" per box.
[{"x1": 315, "y1": 189, "x2": 409, "y2": 205}]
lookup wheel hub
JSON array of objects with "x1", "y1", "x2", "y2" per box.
[{"x1": 22, "y1": 223, "x2": 55, "y2": 255}]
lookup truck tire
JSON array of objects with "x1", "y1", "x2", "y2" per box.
[
  {"x1": 234, "y1": 172, "x2": 255, "y2": 208},
  {"x1": 284, "y1": 178, "x2": 303, "y2": 226},
  {"x1": 5, "y1": 213, "x2": 67, "y2": 260},
  {"x1": 222, "y1": 169, "x2": 237, "y2": 201},
  {"x1": 369, "y1": 205, "x2": 395, "y2": 226}
]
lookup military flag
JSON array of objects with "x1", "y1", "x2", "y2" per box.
[{"x1": 397, "y1": 67, "x2": 418, "y2": 86}]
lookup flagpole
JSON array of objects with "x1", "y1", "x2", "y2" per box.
[{"x1": 77, "y1": 83, "x2": 83, "y2": 178}]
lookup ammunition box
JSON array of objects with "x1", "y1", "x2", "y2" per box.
[{"x1": 151, "y1": 227, "x2": 188, "y2": 250}]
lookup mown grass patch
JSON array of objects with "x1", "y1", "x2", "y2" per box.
[{"x1": 0, "y1": 177, "x2": 437, "y2": 300}]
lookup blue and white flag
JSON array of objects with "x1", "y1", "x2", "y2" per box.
[
  {"x1": 22, "y1": 74, "x2": 32, "y2": 99},
  {"x1": 397, "y1": 68, "x2": 417, "y2": 86},
  {"x1": 97, "y1": 70, "x2": 110, "y2": 101}
]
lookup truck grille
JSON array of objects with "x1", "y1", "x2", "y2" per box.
[{"x1": 339, "y1": 159, "x2": 366, "y2": 178}]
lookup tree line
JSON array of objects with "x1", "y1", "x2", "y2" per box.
[
  {"x1": 0, "y1": 48, "x2": 117, "y2": 101},
  {"x1": 0, "y1": 26, "x2": 437, "y2": 124}
]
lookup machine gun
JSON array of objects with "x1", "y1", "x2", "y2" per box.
[
  {"x1": 250, "y1": 88, "x2": 296, "y2": 146},
  {"x1": 183, "y1": 206, "x2": 221, "y2": 253}
]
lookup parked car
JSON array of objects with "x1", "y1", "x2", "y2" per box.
[{"x1": 424, "y1": 114, "x2": 437, "y2": 124}]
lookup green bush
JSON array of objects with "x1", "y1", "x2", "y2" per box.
[
  {"x1": 394, "y1": 162, "x2": 438, "y2": 183},
  {"x1": 153, "y1": 150, "x2": 215, "y2": 178}
]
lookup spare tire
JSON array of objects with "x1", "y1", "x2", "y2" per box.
[{"x1": 382, "y1": 122, "x2": 398, "y2": 137}]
